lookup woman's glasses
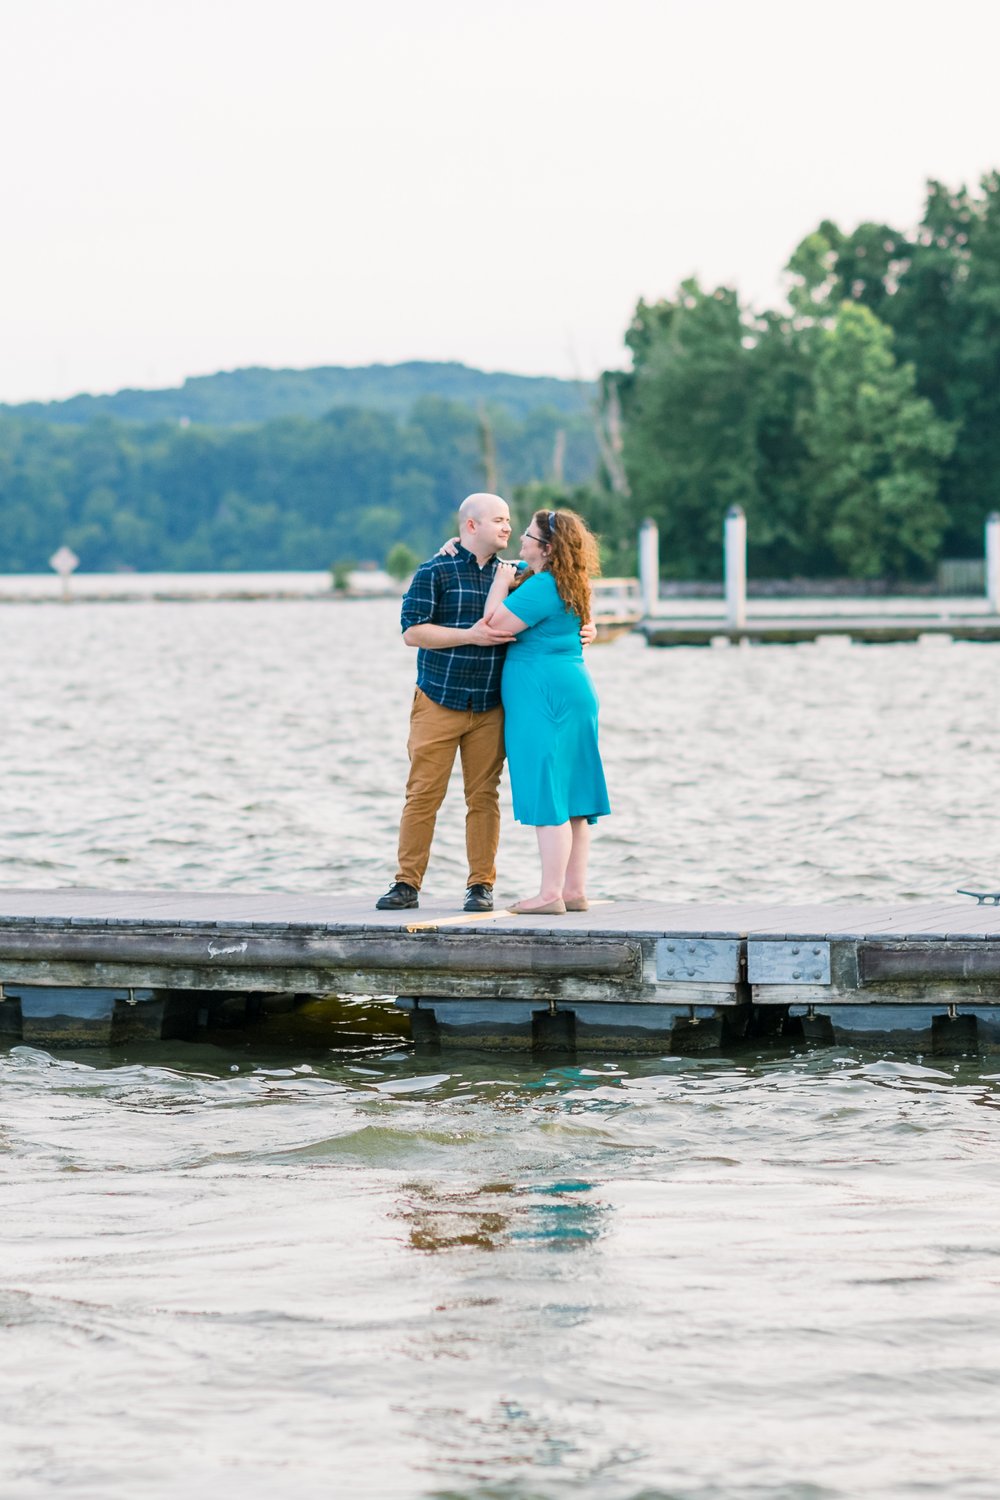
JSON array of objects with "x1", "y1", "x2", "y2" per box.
[{"x1": 522, "y1": 530, "x2": 546, "y2": 543}]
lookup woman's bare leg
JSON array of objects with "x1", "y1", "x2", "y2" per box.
[
  {"x1": 562, "y1": 817, "x2": 591, "y2": 904},
  {"x1": 511, "y1": 823, "x2": 572, "y2": 909},
  {"x1": 537, "y1": 823, "x2": 573, "y2": 900}
]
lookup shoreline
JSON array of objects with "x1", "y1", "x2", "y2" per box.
[{"x1": 0, "y1": 570, "x2": 403, "y2": 605}]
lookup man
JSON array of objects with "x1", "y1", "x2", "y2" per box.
[{"x1": 376, "y1": 493, "x2": 515, "y2": 913}]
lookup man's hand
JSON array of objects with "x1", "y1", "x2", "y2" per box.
[
  {"x1": 466, "y1": 617, "x2": 515, "y2": 646},
  {"x1": 580, "y1": 620, "x2": 598, "y2": 647}
]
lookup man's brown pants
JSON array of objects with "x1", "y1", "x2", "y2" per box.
[{"x1": 395, "y1": 688, "x2": 506, "y2": 891}]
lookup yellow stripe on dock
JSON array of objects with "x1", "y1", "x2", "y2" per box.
[{"x1": 406, "y1": 900, "x2": 613, "y2": 933}]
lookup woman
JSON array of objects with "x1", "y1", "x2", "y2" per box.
[{"x1": 483, "y1": 508, "x2": 610, "y2": 914}]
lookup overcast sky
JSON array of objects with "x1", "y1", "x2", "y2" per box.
[{"x1": 1, "y1": 0, "x2": 997, "y2": 402}]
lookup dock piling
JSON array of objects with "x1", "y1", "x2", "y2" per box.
[
  {"x1": 931, "y1": 1009, "x2": 978, "y2": 1055},
  {"x1": 724, "y1": 505, "x2": 747, "y2": 629},
  {"x1": 532, "y1": 1007, "x2": 576, "y2": 1051},
  {"x1": 638, "y1": 519, "x2": 659, "y2": 617},
  {"x1": 987, "y1": 512, "x2": 1000, "y2": 613}
]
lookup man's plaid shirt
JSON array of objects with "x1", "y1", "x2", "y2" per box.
[{"x1": 400, "y1": 545, "x2": 506, "y2": 711}]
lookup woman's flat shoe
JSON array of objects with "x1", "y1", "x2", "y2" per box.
[
  {"x1": 506, "y1": 899, "x2": 567, "y2": 915},
  {"x1": 563, "y1": 898, "x2": 589, "y2": 912}
]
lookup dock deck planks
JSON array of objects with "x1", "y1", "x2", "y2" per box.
[{"x1": 4, "y1": 887, "x2": 1000, "y2": 939}]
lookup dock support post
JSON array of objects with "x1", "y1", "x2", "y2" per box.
[
  {"x1": 987, "y1": 512, "x2": 1000, "y2": 613},
  {"x1": 931, "y1": 1009, "x2": 978, "y2": 1055},
  {"x1": 638, "y1": 519, "x2": 659, "y2": 617},
  {"x1": 670, "y1": 1009, "x2": 723, "y2": 1053},
  {"x1": 409, "y1": 1004, "x2": 440, "y2": 1047},
  {"x1": 800, "y1": 1010, "x2": 835, "y2": 1045},
  {"x1": 532, "y1": 1007, "x2": 576, "y2": 1052},
  {"x1": 0, "y1": 989, "x2": 22, "y2": 1038},
  {"x1": 725, "y1": 505, "x2": 747, "y2": 629},
  {"x1": 110, "y1": 991, "x2": 169, "y2": 1044}
]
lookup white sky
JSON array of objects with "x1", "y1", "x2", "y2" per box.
[{"x1": 1, "y1": 0, "x2": 998, "y2": 402}]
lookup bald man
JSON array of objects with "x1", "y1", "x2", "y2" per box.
[{"x1": 376, "y1": 493, "x2": 516, "y2": 912}]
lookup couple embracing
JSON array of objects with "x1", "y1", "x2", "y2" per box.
[{"x1": 375, "y1": 492, "x2": 610, "y2": 916}]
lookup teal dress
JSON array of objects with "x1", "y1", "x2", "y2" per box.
[{"x1": 501, "y1": 570, "x2": 611, "y2": 827}]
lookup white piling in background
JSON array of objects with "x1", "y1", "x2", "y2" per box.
[
  {"x1": 638, "y1": 518, "x2": 660, "y2": 616},
  {"x1": 724, "y1": 505, "x2": 747, "y2": 629},
  {"x1": 987, "y1": 512, "x2": 1000, "y2": 613}
]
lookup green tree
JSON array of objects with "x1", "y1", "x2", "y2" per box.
[
  {"x1": 785, "y1": 219, "x2": 908, "y2": 328},
  {"x1": 930, "y1": 173, "x2": 1000, "y2": 551},
  {"x1": 385, "y1": 541, "x2": 419, "y2": 581},
  {"x1": 745, "y1": 311, "x2": 815, "y2": 577},
  {"x1": 621, "y1": 281, "x2": 760, "y2": 577},
  {"x1": 785, "y1": 175, "x2": 1000, "y2": 555},
  {"x1": 797, "y1": 303, "x2": 953, "y2": 577},
  {"x1": 331, "y1": 558, "x2": 356, "y2": 592}
]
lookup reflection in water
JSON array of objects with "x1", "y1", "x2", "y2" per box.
[
  {"x1": 407, "y1": 1396, "x2": 622, "y2": 1488},
  {"x1": 510, "y1": 1181, "x2": 606, "y2": 1246},
  {"x1": 401, "y1": 1180, "x2": 516, "y2": 1253},
  {"x1": 2, "y1": 1045, "x2": 1000, "y2": 1497},
  {"x1": 401, "y1": 1179, "x2": 605, "y2": 1253}
]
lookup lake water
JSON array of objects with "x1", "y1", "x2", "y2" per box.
[{"x1": 2, "y1": 597, "x2": 999, "y2": 1499}]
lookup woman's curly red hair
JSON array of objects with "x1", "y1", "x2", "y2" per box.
[{"x1": 516, "y1": 508, "x2": 601, "y2": 623}]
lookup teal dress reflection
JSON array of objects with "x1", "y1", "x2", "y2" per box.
[{"x1": 501, "y1": 570, "x2": 610, "y2": 827}]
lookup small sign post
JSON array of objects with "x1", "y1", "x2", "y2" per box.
[{"x1": 49, "y1": 545, "x2": 80, "y2": 601}]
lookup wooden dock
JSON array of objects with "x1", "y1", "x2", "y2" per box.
[
  {"x1": 2, "y1": 890, "x2": 1000, "y2": 1052},
  {"x1": 640, "y1": 614, "x2": 1000, "y2": 647}
]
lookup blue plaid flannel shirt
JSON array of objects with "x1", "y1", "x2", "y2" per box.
[{"x1": 400, "y1": 545, "x2": 506, "y2": 711}]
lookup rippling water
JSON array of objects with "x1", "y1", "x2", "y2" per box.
[
  {"x1": 3, "y1": 598, "x2": 1000, "y2": 1498},
  {"x1": 3, "y1": 598, "x2": 1000, "y2": 900}
]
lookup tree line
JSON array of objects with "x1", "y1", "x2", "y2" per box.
[
  {"x1": 596, "y1": 172, "x2": 1000, "y2": 580},
  {"x1": 0, "y1": 398, "x2": 596, "y2": 574}
]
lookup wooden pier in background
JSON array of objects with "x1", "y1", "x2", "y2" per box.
[
  {"x1": 639, "y1": 614, "x2": 1000, "y2": 647},
  {"x1": 635, "y1": 508, "x2": 1000, "y2": 647},
  {"x1": 2, "y1": 890, "x2": 1000, "y2": 1053}
]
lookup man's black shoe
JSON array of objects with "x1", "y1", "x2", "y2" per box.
[
  {"x1": 463, "y1": 884, "x2": 494, "y2": 913},
  {"x1": 376, "y1": 881, "x2": 419, "y2": 911}
]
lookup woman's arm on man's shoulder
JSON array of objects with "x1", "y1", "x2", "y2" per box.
[{"x1": 483, "y1": 560, "x2": 519, "y2": 623}]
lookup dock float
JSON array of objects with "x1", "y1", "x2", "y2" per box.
[
  {"x1": 2, "y1": 891, "x2": 1000, "y2": 1053},
  {"x1": 639, "y1": 615, "x2": 1000, "y2": 647}
]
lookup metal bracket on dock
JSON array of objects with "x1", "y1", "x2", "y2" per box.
[
  {"x1": 747, "y1": 941, "x2": 831, "y2": 985},
  {"x1": 957, "y1": 888, "x2": 1000, "y2": 905},
  {"x1": 656, "y1": 938, "x2": 740, "y2": 983}
]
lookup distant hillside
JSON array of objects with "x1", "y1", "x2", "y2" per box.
[
  {"x1": 0, "y1": 394, "x2": 605, "y2": 575},
  {"x1": 3, "y1": 361, "x2": 592, "y2": 427}
]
